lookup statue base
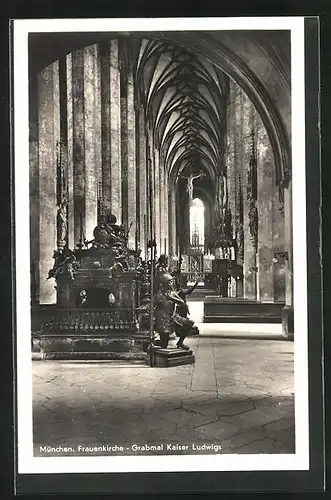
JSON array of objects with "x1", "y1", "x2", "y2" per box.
[{"x1": 153, "y1": 347, "x2": 195, "y2": 368}]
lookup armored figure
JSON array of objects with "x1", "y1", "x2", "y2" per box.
[
  {"x1": 155, "y1": 254, "x2": 170, "y2": 291},
  {"x1": 153, "y1": 272, "x2": 190, "y2": 350},
  {"x1": 174, "y1": 281, "x2": 199, "y2": 337}
]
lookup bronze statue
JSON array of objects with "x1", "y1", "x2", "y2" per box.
[
  {"x1": 155, "y1": 254, "x2": 170, "y2": 291},
  {"x1": 153, "y1": 272, "x2": 191, "y2": 350},
  {"x1": 174, "y1": 280, "x2": 199, "y2": 337}
]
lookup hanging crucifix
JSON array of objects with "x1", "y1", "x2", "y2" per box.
[{"x1": 179, "y1": 172, "x2": 205, "y2": 205}]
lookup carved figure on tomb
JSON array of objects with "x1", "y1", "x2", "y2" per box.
[
  {"x1": 92, "y1": 220, "x2": 110, "y2": 248},
  {"x1": 90, "y1": 212, "x2": 129, "y2": 250},
  {"x1": 76, "y1": 289, "x2": 88, "y2": 308},
  {"x1": 109, "y1": 261, "x2": 124, "y2": 278},
  {"x1": 108, "y1": 293, "x2": 116, "y2": 306},
  {"x1": 47, "y1": 248, "x2": 76, "y2": 281}
]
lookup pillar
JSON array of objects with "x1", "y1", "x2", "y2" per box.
[
  {"x1": 126, "y1": 61, "x2": 137, "y2": 249},
  {"x1": 227, "y1": 84, "x2": 237, "y2": 239},
  {"x1": 159, "y1": 156, "x2": 165, "y2": 253},
  {"x1": 284, "y1": 183, "x2": 293, "y2": 306},
  {"x1": 241, "y1": 92, "x2": 257, "y2": 299},
  {"x1": 272, "y1": 177, "x2": 286, "y2": 302},
  {"x1": 110, "y1": 40, "x2": 122, "y2": 222},
  {"x1": 154, "y1": 147, "x2": 161, "y2": 252},
  {"x1": 100, "y1": 41, "x2": 112, "y2": 212},
  {"x1": 72, "y1": 49, "x2": 85, "y2": 247},
  {"x1": 66, "y1": 53, "x2": 75, "y2": 249},
  {"x1": 169, "y1": 182, "x2": 177, "y2": 256},
  {"x1": 163, "y1": 163, "x2": 169, "y2": 254},
  {"x1": 256, "y1": 114, "x2": 274, "y2": 302},
  {"x1": 29, "y1": 77, "x2": 40, "y2": 304},
  {"x1": 282, "y1": 181, "x2": 294, "y2": 338},
  {"x1": 38, "y1": 62, "x2": 60, "y2": 304},
  {"x1": 84, "y1": 44, "x2": 101, "y2": 242},
  {"x1": 137, "y1": 105, "x2": 147, "y2": 257}
]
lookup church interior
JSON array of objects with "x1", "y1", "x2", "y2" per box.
[
  {"x1": 28, "y1": 30, "x2": 296, "y2": 455},
  {"x1": 29, "y1": 30, "x2": 293, "y2": 354}
]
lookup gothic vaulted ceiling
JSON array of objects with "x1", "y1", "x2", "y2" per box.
[{"x1": 134, "y1": 39, "x2": 229, "y2": 183}]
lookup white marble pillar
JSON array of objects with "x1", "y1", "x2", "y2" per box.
[{"x1": 38, "y1": 62, "x2": 60, "y2": 304}]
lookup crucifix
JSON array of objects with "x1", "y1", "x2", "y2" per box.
[{"x1": 179, "y1": 172, "x2": 205, "y2": 205}]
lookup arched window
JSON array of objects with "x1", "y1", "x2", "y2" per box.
[{"x1": 190, "y1": 198, "x2": 204, "y2": 246}]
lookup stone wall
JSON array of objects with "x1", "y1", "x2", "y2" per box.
[{"x1": 223, "y1": 80, "x2": 286, "y2": 302}]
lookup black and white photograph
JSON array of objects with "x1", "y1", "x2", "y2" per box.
[{"x1": 14, "y1": 17, "x2": 313, "y2": 477}]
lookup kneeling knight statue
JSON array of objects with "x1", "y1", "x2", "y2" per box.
[{"x1": 153, "y1": 270, "x2": 192, "y2": 350}]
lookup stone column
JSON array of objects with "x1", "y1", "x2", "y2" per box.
[
  {"x1": 84, "y1": 44, "x2": 100, "y2": 242},
  {"x1": 38, "y1": 62, "x2": 60, "y2": 304},
  {"x1": 154, "y1": 147, "x2": 161, "y2": 252},
  {"x1": 284, "y1": 183, "x2": 293, "y2": 306},
  {"x1": 126, "y1": 62, "x2": 137, "y2": 249},
  {"x1": 159, "y1": 156, "x2": 165, "y2": 253},
  {"x1": 66, "y1": 53, "x2": 75, "y2": 249},
  {"x1": 110, "y1": 40, "x2": 122, "y2": 222},
  {"x1": 242, "y1": 93, "x2": 257, "y2": 299},
  {"x1": 72, "y1": 49, "x2": 85, "y2": 247},
  {"x1": 282, "y1": 181, "x2": 293, "y2": 338},
  {"x1": 256, "y1": 114, "x2": 274, "y2": 302},
  {"x1": 233, "y1": 82, "x2": 244, "y2": 297},
  {"x1": 120, "y1": 91, "x2": 128, "y2": 227},
  {"x1": 100, "y1": 42, "x2": 112, "y2": 212},
  {"x1": 272, "y1": 174, "x2": 286, "y2": 302},
  {"x1": 169, "y1": 182, "x2": 177, "y2": 256},
  {"x1": 137, "y1": 105, "x2": 147, "y2": 256},
  {"x1": 29, "y1": 77, "x2": 40, "y2": 304},
  {"x1": 227, "y1": 84, "x2": 237, "y2": 240},
  {"x1": 163, "y1": 163, "x2": 169, "y2": 254}
]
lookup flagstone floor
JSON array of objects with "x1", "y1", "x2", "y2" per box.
[{"x1": 32, "y1": 331, "x2": 295, "y2": 457}]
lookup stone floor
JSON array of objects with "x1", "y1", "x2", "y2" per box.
[{"x1": 32, "y1": 329, "x2": 295, "y2": 457}]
